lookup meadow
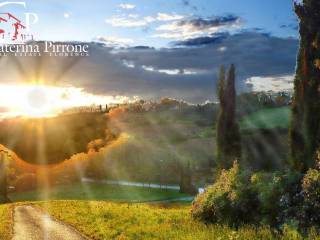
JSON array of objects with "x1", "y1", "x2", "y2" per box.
[
  {"x1": 0, "y1": 199, "x2": 317, "y2": 240},
  {"x1": 0, "y1": 204, "x2": 12, "y2": 239},
  {"x1": 240, "y1": 107, "x2": 290, "y2": 129},
  {"x1": 32, "y1": 200, "x2": 316, "y2": 240}
]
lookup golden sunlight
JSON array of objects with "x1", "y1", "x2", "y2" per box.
[{"x1": 0, "y1": 83, "x2": 129, "y2": 118}]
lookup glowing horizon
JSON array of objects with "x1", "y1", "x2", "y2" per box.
[{"x1": 0, "y1": 83, "x2": 131, "y2": 119}]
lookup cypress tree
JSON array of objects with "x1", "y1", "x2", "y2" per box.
[
  {"x1": 290, "y1": 0, "x2": 320, "y2": 171},
  {"x1": 216, "y1": 65, "x2": 226, "y2": 168},
  {"x1": 216, "y1": 64, "x2": 241, "y2": 169}
]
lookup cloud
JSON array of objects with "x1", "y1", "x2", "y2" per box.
[
  {"x1": 245, "y1": 75, "x2": 294, "y2": 92},
  {"x1": 0, "y1": 32, "x2": 298, "y2": 103},
  {"x1": 63, "y1": 13, "x2": 70, "y2": 19},
  {"x1": 106, "y1": 13, "x2": 186, "y2": 28},
  {"x1": 141, "y1": 65, "x2": 206, "y2": 75},
  {"x1": 154, "y1": 15, "x2": 241, "y2": 39},
  {"x1": 181, "y1": 0, "x2": 198, "y2": 11},
  {"x1": 280, "y1": 23, "x2": 298, "y2": 31},
  {"x1": 95, "y1": 36, "x2": 134, "y2": 46},
  {"x1": 119, "y1": 3, "x2": 136, "y2": 9},
  {"x1": 106, "y1": 16, "x2": 149, "y2": 27},
  {"x1": 156, "y1": 13, "x2": 185, "y2": 21},
  {"x1": 173, "y1": 32, "x2": 229, "y2": 46}
]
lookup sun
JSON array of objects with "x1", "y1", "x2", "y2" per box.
[{"x1": 23, "y1": 86, "x2": 56, "y2": 118}]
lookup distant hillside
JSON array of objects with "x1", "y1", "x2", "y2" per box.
[{"x1": 0, "y1": 113, "x2": 110, "y2": 164}]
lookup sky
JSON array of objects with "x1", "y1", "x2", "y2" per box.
[
  {"x1": 0, "y1": 0, "x2": 298, "y2": 46},
  {"x1": 0, "y1": 0, "x2": 300, "y2": 117}
]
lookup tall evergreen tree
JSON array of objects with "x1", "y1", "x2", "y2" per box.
[
  {"x1": 216, "y1": 64, "x2": 241, "y2": 169},
  {"x1": 216, "y1": 65, "x2": 226, "y2": 168},
  {"x1": 290, "y1": 0, "x2": 320, "y2": 171}
]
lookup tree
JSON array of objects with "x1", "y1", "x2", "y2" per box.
[
  {"x1": 216, "y1": 65, "x2": 241, "y2": 169},
  {"x1": 0, "y1": 151, "x2": 10, "y2": 203},
  {"x1": 179, "y1": 161, "x2": 196, "y2": 194},
  {"x1": 290, "y1": 0, "x2": 320, "y2": 171},
  {"x1": 216, "y1": 65, "x2": 226, "y2": 167}
]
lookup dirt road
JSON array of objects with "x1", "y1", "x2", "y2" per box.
[{"x1": 13, "y1": 205, "x2": 87, "y2": 240}]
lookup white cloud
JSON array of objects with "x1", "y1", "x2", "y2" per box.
[
  {"x1": 106, "y1": 13, "x2": 185, "y2": 28},
  {"x1": 245, "y1": 75, "x2": 294, "y2": 92},
  {"x1": 122, "y1": 60, "x2": 135, "y2": 68},
  {"x1": 95, "y1": 36, "x2": 134, "y2": 46},
  {"x1": 119, "y1": 3, "x2": 136, "y2": 9},
  {"x1": 218, "y1": 46, "x2": 227, "y2": 52},
  {"x1": 156, "y1": 13, "x2": 185, "y2": 21},
  {"x1": 106, "y1": 17, "x2": 148, "y2": 27},
  {"x1": 141, "y1": 65, "x2": 206, "y2": 75},
  {"x1": 64, "y1": 13, "x2": 70, "y2": 19}
]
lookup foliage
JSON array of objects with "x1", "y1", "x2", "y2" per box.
[
  {"x1": 192, "y1": 162, "x2": 258, "y2": 226},
  {"x1": 252, "y1": 171, "x2": 302, "y2": 227},
  {"x1": 216, "y1": 65, "x2": 241, "y2": 169},
  {"x1": 34, "y1": 200, "x2": 291, "y2": 240},
  {"x1": 299, "y1": 168, "x2": 320, "y2": 230},
  {"x1": 0, "y1": 204, "x2": 12, "y2": 240},
  {"x1": 192, "y1": 163, "x2": 320, "y2": 233},
  {"x1": 179, "y1": 161, "x2": 197, "y2": 194},
  {"x1": 290, "y1": 0, "x2": 320, "y2": 171},
  {"x1": 0, "y1": 113, "x2": 110, "y2": 164}
]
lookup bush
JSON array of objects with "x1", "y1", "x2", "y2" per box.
[
  {"x1": 250, "y1": 170, "x2": 303, "y2": 227},
  {"x1": 192, "y1": 163, "x2": 308, "y2": 229},
  {"x1": 192, "y1": 157, "x2": 320, "y2": 234},
  {"x1": 299, "y1": 168, "x2": 320, "y2": 230},
  {"x1": 191, "y1": 162, "x2": 259, "y2": 226}
]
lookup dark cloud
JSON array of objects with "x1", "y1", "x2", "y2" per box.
[
  {"x1": 181, "y1": 0, "x2": 198, "y2": 11},
  {"x1": 0, "y1": 32, "x2": 298, "y2": 103},
  {"x1": 174, "y1": 32, "x2": 229, "y2": 46},
  {"x1": 280, "y1": 23, "x2": 299, "y2": 31},
  {"x1": 177, "y1": 15, "x2": 240, "y2": 30}
]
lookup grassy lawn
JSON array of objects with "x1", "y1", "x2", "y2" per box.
[
  {"x1": 241, "y1": 107, "x2": 290, "y2": 129},
  {"x1": 0, "y1": 204, "x2": 12, "y2": 240},
  {"x1": 9, "y1": 183, "x2": 191, "y2": 202},
  {"x1": 34, "y1": 200, "x2": 314, "y2": 240}
]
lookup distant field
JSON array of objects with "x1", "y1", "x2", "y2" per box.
[
  {"x1": 9, "y1": 183, "x2": 190, "y2": 202},
  {"x1": 241, "y1": 107, "x2": 290, "y2": 129},
  {"x1": 34, "y1": 200, "x2": 313, "y2": 240}
]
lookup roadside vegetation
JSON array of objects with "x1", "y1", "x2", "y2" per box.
[
  {"x1": 34, "y1": 200, "x2": 317, "y2": 240},
  {"x1": 0, "y1": 204, "x2": 12, "y2": 239}
]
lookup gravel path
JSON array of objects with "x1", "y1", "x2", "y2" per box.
[{"x1": 13, "y1": 205, "x2": 87, "y2": 240}]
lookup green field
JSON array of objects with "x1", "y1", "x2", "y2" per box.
[
  {"x1": 32, "y1": 200, "x2": 314, "y2": 240},
  {"x1": 241, "y1": 107, "x2": 290, "y2": 129},
  {"x1": 9, "y1": 183, "x2": 190, "y2": 202}
]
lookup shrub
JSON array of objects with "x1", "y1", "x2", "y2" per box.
[
  {"x1": 250, "y1": 172, "x2": 283, "y2": 226},
  {"x1": 191, "y1": 162, "x2": 258, "y2": 226},
  {"x1": 299, "y1": 168, "x2": 320, "y2": 230},
  {"x1": 192, "y1": 159, "x2": 320, "y2": 234}
]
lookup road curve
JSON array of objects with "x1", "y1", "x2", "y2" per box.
[{"x1": 13, "y1": 205, "x2": 87, "y2": 240}]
